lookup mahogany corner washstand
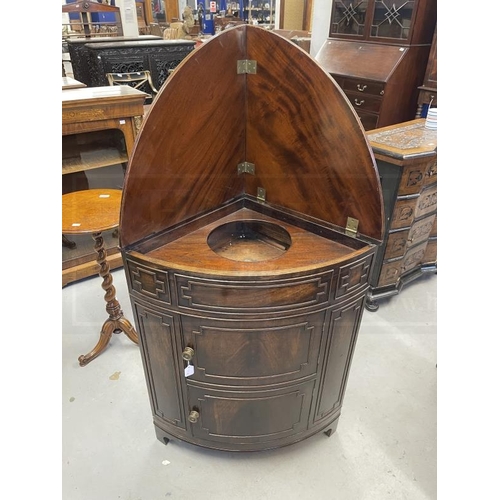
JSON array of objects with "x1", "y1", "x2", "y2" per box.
[{"x1": 119, "y1": 25, "x2": 385, "y2": 452}]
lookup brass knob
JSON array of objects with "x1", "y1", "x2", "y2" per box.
[
  {"x1": 182, "y1": 347, "x2": 194, "y2": 361},
  {"x1": 188, "y1": 410, "x2": 199, "y2": 423}
]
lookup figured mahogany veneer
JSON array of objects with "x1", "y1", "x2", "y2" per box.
[{"x1": 120, "y1": 25, "x2": 384, "y2": 452}]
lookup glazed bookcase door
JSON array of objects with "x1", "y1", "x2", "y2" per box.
[
  {"x1": 330, "y1": 0, "x2": 370, "y2": 38},
  {"x1": 329, "y1": 0, "x2": 419, "y2": 42},
  {"x1": 370, "y1": 0, "x2": 416, "y2": 41}
]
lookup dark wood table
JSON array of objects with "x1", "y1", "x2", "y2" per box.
[
  {"x1": 84, "y1": 39, "x2": 196, "y2": 90},
  {"x1": 62, "y1": 189, "x2": 138, "y2": 366}
]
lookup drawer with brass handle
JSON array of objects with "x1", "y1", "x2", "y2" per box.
[
  {"x1": 342, "y1": 78, "x2": 385, "y2": 96},
  {"x1": 344, "y1": 91, "x2": 382, "y2": 113}
]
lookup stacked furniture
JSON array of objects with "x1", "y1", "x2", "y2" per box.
[
  {"x1": 315, "y1": 0, "x2": 436, "y2": 130},
  {"x1": 119, "y1": 25, "x2": 384, "y2": 452}
]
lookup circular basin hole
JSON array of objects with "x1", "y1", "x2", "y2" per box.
[{"x1": 207, "y1": 220, "x2": 291, "y2": 262}]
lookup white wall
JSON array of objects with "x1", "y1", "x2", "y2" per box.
[
  {"x1": 310, "y1": 0, "x2": 331, "y2": 58},
  {"x1": 115, "y1": 0, "x2": 139, "y2": 36},
  {"x1": 273, "y1": 0, "x2": 331, "y2": 57}
]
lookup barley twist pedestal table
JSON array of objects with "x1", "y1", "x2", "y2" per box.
[{"x1": 62, "y1": 189, "x2": 138, "y2": 366}]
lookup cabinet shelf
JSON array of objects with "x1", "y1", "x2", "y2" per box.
[
  {"x1": 62, "y1": 129, "x2": 127, "y2": 175},
  {"x1": 62, "y1": 147, "x2": 127, "y2": 175}
]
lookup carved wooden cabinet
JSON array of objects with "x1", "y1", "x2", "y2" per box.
[
  {"x1": 66, "y1": 35, "x2": 161, "y2": 85},
  {"x1": 364, "y1": 118, "x2": 437, "y2": 311},
  {"x1": 120, "y1": 25, "x2": 384, "y2": 452},
  {"x1": 85, "y1": 39, "x2": 196, "y2": 90},
  {"x1": 315, "y1": 0, "x2": 436, "y2": 130}
]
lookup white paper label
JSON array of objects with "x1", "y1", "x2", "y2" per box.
[{"x1": 184, "y1": 364, "x2": 195, "y2": 377}]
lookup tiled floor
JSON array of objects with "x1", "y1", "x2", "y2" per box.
[{"x1": 62, "y1": 270, "x2": 437, "y2": 499}]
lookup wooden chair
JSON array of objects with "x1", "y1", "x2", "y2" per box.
[{"x1": 106, "y1": 70, "x2": 159, "y2": 102}]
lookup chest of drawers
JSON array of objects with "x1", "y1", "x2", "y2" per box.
[{"x1": 365, "y1": 118, "x2": 437, "y2": 311}]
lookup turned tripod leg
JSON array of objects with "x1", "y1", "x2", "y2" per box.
[{"x1": 78, "y1": 231, "x2": 138, "y2": 367}]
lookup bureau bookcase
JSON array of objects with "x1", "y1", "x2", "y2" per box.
[{"x1": 315, "y1": 0, "x2": 436, "y2": 130}]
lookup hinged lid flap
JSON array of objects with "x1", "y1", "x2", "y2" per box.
[
  {"x1": 120, "y1": 26, "x2": 384, "y2": 247},
  {"x1": 315, "y1": 39, "x2": 407, "y2": 82}
]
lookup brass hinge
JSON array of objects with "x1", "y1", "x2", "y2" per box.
[
  {"x1": 237, "y1": 60, "x2": 257, "y2": 74},
  {"x1": 345, "y1": 217, "x2": 359, "y2": 237},
  {"x1": 257, "y1": 187, "x2": 266, "y2": 202},
  {"x1": 237, "y1": 162, "x2": 255, "y2": 175}
]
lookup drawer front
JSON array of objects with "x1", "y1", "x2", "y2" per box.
[
  {"x1": 415, "y1": 184, "x2": 437, "y2": 219},
  {"x1": 429, "y1": 215, "x2": 437, "y2": 237},
  {"x1": 175, "y1": 271, "x2": 333, "y2": 314},
  {"x1": 390, "y1": 196, "x2": 418, "y2": 229},
  {"x1": 408, "y1": 214, "x2": 436, "y2": 248},
  {"x1": 179, "y1": 312, "x2": 325, "y2": 387},
  {"x1": 356, "y1": 111, "x2": 379, "y2": 131},
  {"x1": 423, "y1": 158, "x2": 437, "y2": 186},
  {"x1": 384, "y1": 229, "x2": 410, "y2": 260},
  {"x1": 398, "y1": 162, "x2": 432, "y2": 196},
  {"x1": 186, "y1": 381, "x2": 315, "y2": 446},
  {"x1": 342, "y1": 78, "x2": 385, "y2": 97},
  {"x1": 423, "y1": 238, "x2": 437, "y2": 264},
  {"x1": 417, "y1": 89, "x2": 437, "y2": 106},
  {"x1": 401, "y1": 241, "x2": 427, "y2": 275},
  {"x1": 378, "y1": 259, "x2": 402, "y2": 287},
  {"x1": 345, "y1": 91, "x2": 382, "y2": 113}
]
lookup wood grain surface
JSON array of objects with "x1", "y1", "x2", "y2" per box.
[{"x1": 120, "y1": 25, "x2": 383, "y2": 247}]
